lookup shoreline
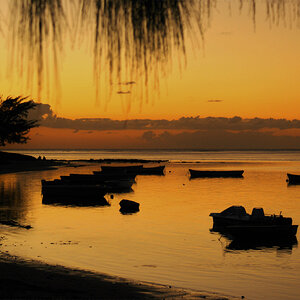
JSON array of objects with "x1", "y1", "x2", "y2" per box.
[{"x1": 0, "y1": 253, "x2": 239, "y2": 299}]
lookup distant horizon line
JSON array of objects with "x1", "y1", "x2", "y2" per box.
[{"x1": 3, "y1": 148, "x2": 300, "y2": 152}]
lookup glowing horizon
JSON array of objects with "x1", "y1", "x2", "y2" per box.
[{"x1": 1, "y1": 1, "x2": 300, "y2": 149}]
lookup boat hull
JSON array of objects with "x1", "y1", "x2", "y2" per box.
[
  {"x1": 41, "y1": 181, "x2": 107, "y2": 198},
  {"x1": 189, "y1": 169, "x2": 244, "y2": 178},
  {"x1": 101, "y1": 165, "x2": 143, "y2": 174},
  {"x1": 210, "y1": 206, "x2": 298, "y2": 240},
  {"x1": 287, "y1": 173, "x2": 300, "y2": 184},
  {"x1": 60, "y1": 176, "x2": 135, "y2": 193},
  {"x1": 139, "y1": 165, "x2": 165, "y2": 175}
]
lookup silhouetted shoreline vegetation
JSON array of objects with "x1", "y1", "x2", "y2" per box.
[{"x1": 0, "y1": 150, "x2": 169, "y2": 174}]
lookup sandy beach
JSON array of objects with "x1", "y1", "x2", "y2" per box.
[{"x1": 0, "y1": 253, "x2": 238, "y2": 299}]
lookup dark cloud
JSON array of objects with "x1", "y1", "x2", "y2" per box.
[
  {"x1": 31, "y1": 103, "x2": 300, "y2": 133},
  {"x1": 142, "y1": 131, "x2": 156, "y2": 141},
  {"x1": 28, "y1": 103, "x2": 55, "y2": 121},
  {"x1": 141, "y1": 130, "x2": 300, "y2": 149}
]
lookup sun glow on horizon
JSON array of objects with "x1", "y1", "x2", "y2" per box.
[{"x1": 1, "y1": 1, "x2": 300, "y2": 149}]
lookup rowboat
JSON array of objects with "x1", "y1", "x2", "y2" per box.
[
  {"x1": 60, "y1": 175, "x2": 135, "y2": 193},
  {"x1": 139, "y1": 165, "x2": 165, "y2": 175},
  {"x1": 287, "y1": 173, "x2": 300, "y2": 184},
  {"x1": 101, "y1": 165, "x2": 143, "y2": 174},
  {"x1": 92, "y1": 171, "x2": 136, "y2": 181},
  {"x1": 119, "y1": 199, "x2": 140, "y2": 214},
  {"x1": 41, "y1": 179, "x2": 107, "y2": 198},
  {"x1": 100, "y1": 164, "x2": 165, "y2": 176},
  {"x1": 189, "y1": 169, "x2": 244, "y2": 178}
]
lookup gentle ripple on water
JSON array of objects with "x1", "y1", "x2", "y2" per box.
[{"x1": 1, "y1": 151, "x2": 300, "y2": 299}]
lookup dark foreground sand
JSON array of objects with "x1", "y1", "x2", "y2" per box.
[{"x1": 0, "y1": 253, "x2": 240, "y2": 299}]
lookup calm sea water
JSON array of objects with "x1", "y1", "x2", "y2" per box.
[{"x1": 1, "y1": 150, "x2": 300, "y2": 299}]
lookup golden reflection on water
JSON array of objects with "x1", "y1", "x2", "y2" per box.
[{"x1": 0, "y1": 161, "x2": 300, "y2": 299}]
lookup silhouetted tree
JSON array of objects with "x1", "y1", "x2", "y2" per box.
[{"x1": 0, "y1": 96, "x2": 38, "y2": 146}]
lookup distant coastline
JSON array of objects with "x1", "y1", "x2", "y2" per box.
[{"x1": 4, "y1": 148, "x2": 300, "y2": 151}]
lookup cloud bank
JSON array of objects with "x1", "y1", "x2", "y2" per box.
[
  {"x1": 29, "y1": 103, "x2": 300, "y2": 132},
  {"x1": 24, "y1": 103, "x2": 300, "y2": 149}
]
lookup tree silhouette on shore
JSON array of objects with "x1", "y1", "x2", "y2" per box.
[{"x1": 0, "y1": 96, "x2": 38, "y2": 146}]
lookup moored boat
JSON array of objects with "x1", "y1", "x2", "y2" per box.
[
  {"x1": 139, "y1": 165, "x2": 165, "y2": 175},
  {"x1": 287, "y1": 173, "x2": 300, "y2": 184},
  {"x1": 189, "y1": 169, "x2": 244, "y2": 178},
  {"x1": 210, "y1": 206, "x2": 298, "y2": 239},
  {"x1": 119, "y1": 199, "x2": 140, "y2": 214},
  {"x1": 92, "y1": 171, "x2": 136, "y2": 181},
  {"x1": 101, "y1": 165, "x2": 143, "y2": 174},
  {"x1": 99, "y1": 164, "x2": 165, "y2": 176},
  {"x1": 41, "y1": 179, "x2": 107, "y2": 198},
  {"x1": 60, "y1": 174, "x2": 135, "y2": 191}
]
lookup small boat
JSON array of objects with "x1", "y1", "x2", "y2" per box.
[
  {"x1": 41, "y1": 179, "x2": 107, "y2": 198},
  {"x1": 119, "y1": 199, "x2": 140, "y2": 214},
  {"x1": 101, "y1": 165, "x2": 143, "y2": 174},
  {"x1": 92, "y1": 171, "x2": 137, "y2": 181},
  {"x1": 287, "y1": 173, "x2": 300, "y2": 184},
  {"x1": 189, "y1": 169, "x2": 244, "y2": 178},
  {"x1": 210, "y1": 206, "x2": 298, "y2": 239},
  {"x1": 60, "y1": 175, "x2": 135, "y2": 192},
  {"x1": 139, "y1": 165, "x2": 165, "y2": 175}
]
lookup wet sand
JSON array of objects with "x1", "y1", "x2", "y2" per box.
[{"x1": 0, "y1": 253, "x2": 238, "y2": 299}]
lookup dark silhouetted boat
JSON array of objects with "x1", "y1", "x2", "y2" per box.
[
  {"x1": 210, "y1": 206, "x2": 298, "y2": 239},
  {"x1": 92, "y1": 171, "x2": 136, "y2": 181},
  {"x1": 101, "y1": 165, "x2": 143, "y2": 174},
  {"x1": 41, "y1": 179, "x2": 107, "y2": 199},
  {"x1": 119, "y1": 199, "x2": 140, "y2": 214},
  {"x1": 99, "y1": 164, "x2": 165, "y2": 176},
  {"x1": 287, "y1": 173, "x2": 300, "y2": 184},
  {"x1": 60, "y1": 174, "x2": 135, "y2": 192},
  {"x1": 42, "y1": 195, "x2": 110, "y2": 207},
  {"x1": 189, "y1": 169, "x2": 244, "y2": 178},
  {"x1": 139, "y1": 165, "x2": 165, "y2": 175}
]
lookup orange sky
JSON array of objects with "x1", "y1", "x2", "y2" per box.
[{"x1": 1, "y1": 1, "x2": 300, "y2": 149}]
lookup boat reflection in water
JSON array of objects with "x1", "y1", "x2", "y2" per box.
[
  {"x1": 42, "y1": 195, "x2": 111, "y2": 207},
  {"x1": 210, "y1": 228, "x2": 298, "y2": 253},
  {"x1": 0, "y1": 176, "x2": 33, "y2": 228}
]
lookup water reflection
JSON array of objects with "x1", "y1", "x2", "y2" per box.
[
  {"x1": 42, "y1": 195, "x2": 111, "y2": 207},
  {"x1": 225, "y1": 236, "x2": 298, "y2": 252},
  {"x1": 0, "y1": 175, "x2": 29, "y2": 227},
  {"x1": 211, "y1": 230, "x2": 298, "y2": 254}
]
